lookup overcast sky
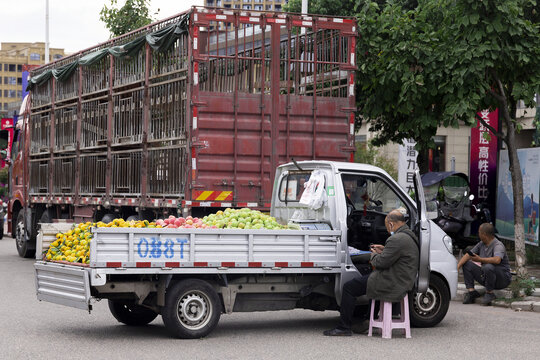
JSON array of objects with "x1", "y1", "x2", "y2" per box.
[{"x1": 1, "y1": 0, "x2": 204, "y2": 54}]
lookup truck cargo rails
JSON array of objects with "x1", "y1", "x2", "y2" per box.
[{"x1": 2, "y1": 6, "x2": 357, "y2": 258}]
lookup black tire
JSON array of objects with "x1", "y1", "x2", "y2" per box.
[
  {"x1": 126, "y1": 215, "x2": 141, "y2": 221},
  {"x1": 101, "y1": 213, "x2": 116, "y2": 224},
  {"x1": 108, "y1": 300, "x2": 158, "y2": 326},
  {"x1": 15, "y1": 211, "x2": 35, "y2": 258},
  {"x1": 162, "y1": 279, "x2": 222, "y2": 339},
  {"x1": 410, "y1": 274, "x2": 450, "y2": 328}
]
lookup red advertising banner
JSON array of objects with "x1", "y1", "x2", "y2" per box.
[
  {"x1": 1, "y1": 118, "x2": 14, "y2": 169},
  {"x1": 469, "y1": 109, "x2": 498, "y2": 216}
]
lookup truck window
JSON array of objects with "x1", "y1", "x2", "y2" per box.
[{"x1": 278, "y1": 171, "x2": 312, "y2": 202}]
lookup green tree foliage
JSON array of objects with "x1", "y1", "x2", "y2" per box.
[
  {"x1": 356, "y1": 0, "x2": 540, "y2": 276},
  {"x1": 284, "y1": 0, "x2": 418, "y2": 15},
  {"x1": 100, "y1": 0, "x2": 159, "y2": 38},
  {"x1": 354, "y1": 141, "x2": 398, "y2": 180}
]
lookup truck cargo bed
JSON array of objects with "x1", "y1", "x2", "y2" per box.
[{"x1": 89, "y1": 228, "x2": 342, "y2": 269}]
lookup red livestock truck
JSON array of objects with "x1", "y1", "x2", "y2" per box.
[{"x1": 1, "y1": 7, "x2": 357, "y2": 257}]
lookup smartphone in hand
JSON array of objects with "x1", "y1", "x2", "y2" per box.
[{"x1": 466, "y1": 250, "x2": 476, "y2": 257}]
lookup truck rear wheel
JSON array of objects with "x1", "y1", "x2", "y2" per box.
[
  {"x1": 15, "y1": 211, "x2": 35, "y2": 258},
  {"x1": 410, "y1": 274, "x2": 450, "y2": 328},
  {"x1": 162, "y1": 279, "x2": 222, "y2": 339},
  {"x1": 108, "y1": 300, "x2": 158, "y2": 326}
]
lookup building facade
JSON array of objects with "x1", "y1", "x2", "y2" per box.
[
  {"x1": 205, "y1": 0, "x2": 289, "y2": 12},
  {"x1": 0, "y1": 42, "x2": 65, "y2": 116}
]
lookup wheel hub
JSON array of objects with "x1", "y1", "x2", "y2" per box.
[
  {"x1": 176, "y1": 292, "x2": 211, "y2": 330},
  {"x1": 16, "y1": 220, "x2": 25, "y2": 248},
  {"x1": 415, "y1": 288, "x2": 438, "y2": 313}
]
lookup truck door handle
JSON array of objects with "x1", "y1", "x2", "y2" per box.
[{"x1": 319, "y1": 236, "x2": 339, "y2": 242}]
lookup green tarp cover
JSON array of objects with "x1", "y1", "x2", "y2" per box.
[
  {"x1": 109, "y1": 35, "x2": 146, "y2": 58},
  {"x1": 52, "y1": 61, "x2": 79, "y2": 82},
  {"x1": 78, "y1": 48, "x2": 110, "y2": 66},
  {"x1": 146, "y1": 14, "x2": 189, "y2": 52},
  {"x1": 26, "y1": 70, "x2": 52, "y2": 91},
  {"x1": 27, "y1": 14, "x2": 189, "y2": 91}
]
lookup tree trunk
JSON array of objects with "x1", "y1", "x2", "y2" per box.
[{"x1": 503, "y1": 111, "x2": 528, "y2": 277}]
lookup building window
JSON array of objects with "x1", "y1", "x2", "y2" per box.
[
  {"x1": 8, "y1": 64, "x2": 16, "y2": 72},
  {"x1": 275, "y1": 5, "x2": 282, "y2": 10},
  {"x1": 30, "y1": 53, "x2": 40, "y2": 61},
  {"x1": 17, "y1": 64, "x2": 22, "y2": 72},
  {"x1": 266, "y1": 5, "x2": 272, "y2": 10},
  {"x1": 17, "y1": 90, "x2": 22, "y2": 98},
  {"x1": 254, "y1": 5, "x2": 263, "y2": 10},
  {"x1": 4, "y1": 90, "x2": 17, "y2": 98},
  {"x1": 4, "y1": 77, "x2": 17, "y2": 85},
  {"x1": 17, "y1": 77, "x2": 22, "y2": 85},
  {"x1": 243, "y1": 5, "x2": 251, "y2": 9},
  {"x1": 234, "y1": 4, "x2": 240, "y2": 8},
  {"x1": 3, "y1": 103, "x2": 8, "y2": 110},
  {"x1": 216, "y1": 0, "x2": 222, "y2": 6},
  {"x1": 53, "y1": 54, "x2": 63, "y2": 60},
  {"x1": 3, "y1": 64, "x2": 7, "y2": 71}
]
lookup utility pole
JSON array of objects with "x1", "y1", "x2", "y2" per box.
[{"x1": 45, "y1": 0, "x2": 50, "y2": 64}]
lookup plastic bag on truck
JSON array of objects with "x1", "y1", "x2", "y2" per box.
[{"x1": 299, "y1": 169, "x2": 327, "y2": 210}]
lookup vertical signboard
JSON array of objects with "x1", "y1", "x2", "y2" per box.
[
  {"x1": 1, "y1": 118, "x2": 14, "y2": 168},
  {"x1": 398, "y1": 138, "x2": 418, "y2": 194},
  {"x1": 496, "y1": 148, "x2": 540, "y2": 246},
  {"x1": 469, "y1": 109, "x2": 498, "y2": 221}
]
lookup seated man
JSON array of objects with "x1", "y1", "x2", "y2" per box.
[
  {"x1": 323, "y1": 209, "x2": 419, "y2": 336},
  {"x1": 457, "y1": 223, "x2": 512, "y2": 306}
]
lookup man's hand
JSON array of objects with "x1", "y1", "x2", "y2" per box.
[
  {"x1": 469, "y1": 253, "x2": 481, "y2": 263},
  {"x1": 370, "y1": 244, "x2": 384, "y2": 254}
]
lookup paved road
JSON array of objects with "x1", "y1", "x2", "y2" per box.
[{"x1": 1, "y1": 236, "x2": 539, "y2": 360}]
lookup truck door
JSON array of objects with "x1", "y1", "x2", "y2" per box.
[{"x1": 414, "y1": 169, "x2": 431, "y2": 293}]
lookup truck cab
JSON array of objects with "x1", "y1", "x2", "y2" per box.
[{"x1": 272, "y1": 161, "x2": 457, "y2": 327}]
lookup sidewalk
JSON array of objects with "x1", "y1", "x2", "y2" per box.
[{"x1": 453, "y1": 263, "x2": 540, "y2": 312}]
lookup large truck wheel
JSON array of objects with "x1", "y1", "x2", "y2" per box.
[
  {"x1": 162, "y1": 279, "x2": 222, "y2": 339},
  {"x1": 15, "y1": 211, "x2": 35, "y2": 258},
  {"x1": 108, "y1": 300, "x2": 158, "y2": 326},
  {"x1": 410, "y1": 274, "x2": 450, "y2": 328}
]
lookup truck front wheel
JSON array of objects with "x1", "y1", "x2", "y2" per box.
[
  {"x1": 108, "y1": 300, "x2": 158, "y2": 326},
  {"x1": 15, "y1": 211, "x2": 35, "y2": 258},
  {"x1": 410, "y1": 274, "x2": 450, "y2": 328},
  {"x1": 162, "y1": 279, "x2": 222, "y2": 339}
]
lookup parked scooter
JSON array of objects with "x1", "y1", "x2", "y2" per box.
[{"x1": 421, "y1": 172, "x2": 492, "y2": 249}]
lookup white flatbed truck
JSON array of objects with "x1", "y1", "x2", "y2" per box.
[{"x1": 34, "y1": 161, "x2": 458, "y2": 338}]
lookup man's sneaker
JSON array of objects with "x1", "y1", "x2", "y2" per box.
[
  {"x1": 462, "y1": 290, "x2": 481, "y2": 304},
  {"x1": 481, "y1": 292, "x2": 496, "y2": 306}
]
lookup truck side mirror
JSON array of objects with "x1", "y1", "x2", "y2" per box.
[{"x1": 0, "y1": 130, "x2": 8, "y2": 150}]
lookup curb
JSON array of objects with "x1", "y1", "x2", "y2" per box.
[{"x1": 454, "y1": 283, "x2": 540, "y2": 312}]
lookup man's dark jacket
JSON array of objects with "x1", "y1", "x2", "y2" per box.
[{"x1": 367, "y1": 224, "x2": 419, "y2": 302}]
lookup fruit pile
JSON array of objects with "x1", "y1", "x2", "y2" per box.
[
  {"x1": 46, "y1": 219, "x2": 156, "y2": 264},
  {"x1": 154, "y1": 215, "x2": 207, "y2": 229},
  {"x1": 46, "y1": 209, "x2": 286, "y2": 265},
  {"x1": 201, "y1": 208, "x2": 286, "y2": 230}
]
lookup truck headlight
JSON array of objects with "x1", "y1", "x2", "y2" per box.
[{"x1": 442, "y1": 235, "x2": 453, "y2": 254}]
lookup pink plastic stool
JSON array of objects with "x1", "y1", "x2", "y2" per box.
[{"x1": 368, "y1": 293, "x2": 411, "y2": 339}]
